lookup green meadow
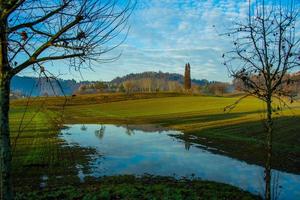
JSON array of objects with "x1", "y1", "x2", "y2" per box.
[{"x1": 10, "y1": 93, "x2": 300, "y2": 199}]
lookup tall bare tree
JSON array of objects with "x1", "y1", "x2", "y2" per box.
[
  {"x1": 223, "y1": 1, "x2": 299, "y2": 199},
  {"x1": 0, "y1": 0, "x2": 135, "y2": 199}
]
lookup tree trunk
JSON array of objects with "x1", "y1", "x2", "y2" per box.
[
  {"x1": 0, "y1": 15, "x2": 14, "y2": 200},
  {"x1": 0, "y1": 77, "x2": 13, "y2": 200},
  {"x1": 265, "y1": 96, "x2": 273, "y2": 200}
]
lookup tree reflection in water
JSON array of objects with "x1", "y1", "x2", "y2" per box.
[{"x1": 95, "y1": 125, "x2": 106, "y2": 139}]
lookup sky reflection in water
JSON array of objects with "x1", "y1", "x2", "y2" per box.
[{"x1": 60, "y1": 124, "x2": 300, "y2": 199}]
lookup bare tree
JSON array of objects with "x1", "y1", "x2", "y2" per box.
[
  {"x1": 207, "y1": 82, "x2": 229, "y2": 96},
  {"x1": 0, "y1": 0, "x2": 135, "y2": 199},
  {"x1": 123, "y1": 80, "x2": 134, "y2": 94},
  {"x1": 223, "y1": 1, "x2": 299, "y2": 199}
]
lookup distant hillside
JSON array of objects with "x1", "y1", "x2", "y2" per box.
[
  {"x1": 11, "y1": 76, "x2": 80, "y2": 96},
  {"x1": 111, "y1": 71, "x2": 209, "y2": 86},
  {"x1": 11, "y1": 72, "x2": 211, "y2": 96}
]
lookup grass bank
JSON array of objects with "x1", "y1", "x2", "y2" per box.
[{"x1": 16, "y1": 175, "x2": 259, "y2": 200}]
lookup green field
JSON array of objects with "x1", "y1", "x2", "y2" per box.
[{"x1": 10, "y1": 93, "x2": 300, "y2": 199}]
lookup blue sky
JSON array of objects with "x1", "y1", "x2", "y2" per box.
[{"x1": 20, "y1": 0, "x2": 299, "y2": 82}]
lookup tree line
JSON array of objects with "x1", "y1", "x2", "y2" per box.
[{"x1": 76, "y1": 77, "x2": 231, "y2": 95}]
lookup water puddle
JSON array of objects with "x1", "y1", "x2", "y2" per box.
[{"x1": 60, "y1": 124, "x2": 300, "y2": 199}]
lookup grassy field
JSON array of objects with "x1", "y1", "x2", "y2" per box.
[{"x1": 10, "y1": 93, "x2": 300, "y2": 198}]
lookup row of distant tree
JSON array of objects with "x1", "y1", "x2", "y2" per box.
[
  {"x1": 9, "y1": 74, "x2": 229, "y2": 97},
  {"x1": 77, "y1": 72, "x2": 300, "y2": 97},
  {"x1": 11, "y1": 71, "x2": 300, "y2": 97},
  {"x1": 74, "y1": 70, "x2": 232, "y2": 95},
  {"x1": 233, "y1": 71, "x2": 300, "y2": 99},
  {"x1": 76, "y1": 77, "x2": 231, "y2": 95}
]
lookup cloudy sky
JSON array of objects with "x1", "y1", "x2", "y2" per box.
[
  {"x1": 92, "y1": 0, "x2": 247, "y2": 82},
  {"x1": 20, "y1": 0, "x2": 297, "y2": 82}
]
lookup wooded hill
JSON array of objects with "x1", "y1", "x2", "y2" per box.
[
  {"x1": 11, "y1": 76, "x2": 79, "y2": 96},
  {"x1": 111, "y1": 71, "x2": 209, "y2": 86}
]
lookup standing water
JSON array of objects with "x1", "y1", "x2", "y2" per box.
[{"x1": 60, "y1": 124, "x2": 300, "y2": 199}]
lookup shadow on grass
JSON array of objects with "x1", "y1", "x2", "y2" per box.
[
  {"x1": 173, "y1": 116, "x2": 300, "y2": 174},
  {"x1": 149, "y1": 110, "x2": 264, "y2": 126}
]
